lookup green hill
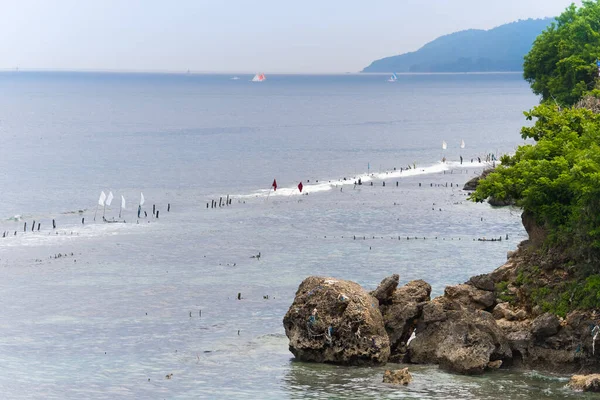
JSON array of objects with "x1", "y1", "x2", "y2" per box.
[{"x1": 362, "y1": 18, "x2": 553, "y2": 73}]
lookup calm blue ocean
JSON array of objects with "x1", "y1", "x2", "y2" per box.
[{"x1": 0, "y1": 72, "x2": 586, "y2": 399}]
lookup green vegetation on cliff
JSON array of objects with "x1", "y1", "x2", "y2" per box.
[
  {"x1": 471, "y1": 1, "x2": 600, "y2": 316},
  {"x1": 471, "y1": 103, "x2": 600, "y2": 255}
]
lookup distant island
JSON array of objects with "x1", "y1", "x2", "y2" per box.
[{"x1": 362, "y1": 18, "x2": 553, "y2": 73}]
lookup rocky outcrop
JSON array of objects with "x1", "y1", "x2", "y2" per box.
[
  {"x1": 382, "y1": 368, "x2": 412, "y2": 385},
  {"x1": 468, "y1": 274, "x2": 496, "y2": 292},
  {"x1": 521, "y1": 211, "x2": 547, "y2": 246},
  {"x1": 463, "y1": 169, "x2": 494, "y2": 191},
  {"x1": 377, "y1": 279, "x2": 431, "y2": 361},
  {"x1": 370, "y1": 274, "x2": 399, "y2": 303},
  {"x1": 531, "y1": 313, "x2": 560, "y2": 339},
  {"x1": 463, "y1": 175, "x2": 481, "y2": 191},
  {"x1": 488, "y1": 196, "x2": 514, "y2": 207},
  {"x1": 408, "y1": 296, "x2": 512, "y2": 374},
  {"x1": 568, "y1": 374, "x2": 600, "y2": 392},
  {"x1": 284, "y1": 265, "x2": 600, "y2": 376},
  {"x1": 444, "y1": 284, "x2": 495, "y2": 310},
  {"x1": 283, "y1": 276, "x2": 390, "y2": 365}
]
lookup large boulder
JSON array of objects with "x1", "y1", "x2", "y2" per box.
[
  {"x1": 568, "y1": 374, "x2": 600, "y2": 392},
  {"x1": 378, "y1": 280, "x2": 431, "y2": 360},
  {"x1": 283, "y1": 276, "x2": 390, "y2": 365},
  {"x1": 408, "y1": 297, "x2": 512, "y2": 374}
]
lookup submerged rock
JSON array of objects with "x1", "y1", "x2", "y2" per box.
[
  {"x1": 382, "y1": 368, "x2": 412, "y2": 385},
  {"x1": 283, "y1": 276, "x2": 390, "y2": 365},
  {"x1": 568, "y1": 374, "x2": 600, "y2": 392}
]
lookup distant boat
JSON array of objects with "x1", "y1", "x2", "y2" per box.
[
  {"x1": 388, "y1": 73, "x2": 398, "y2": 82},
  {"x1": 252, "y1": 73, "x2": 266, "y2": 82},
  {"x1": 231, "y1": 76, "x2": 240, "y2": 80},
  {"x1": 442, "y1": 141, "x2": 447, "y2": 150},
  {"x1": 460, "y1": 139, "x2": 465, "y2": 149}
]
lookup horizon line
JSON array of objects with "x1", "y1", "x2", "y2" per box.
[{"x1": 0, "y1": 68, "x2": 525, "y2": 76}]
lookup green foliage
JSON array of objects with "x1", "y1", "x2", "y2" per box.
[
  {"x1": 515, "y1": 266, "x2": 539, "y2": 287},
  {"x1": 529, "y1": 275, "x2": 600, "y2": 317},
  {"x1": 523, "y1": 1, "x2": 600, "y2": 106},
  {"x1": 470, "y1": 104, "x2": 600, "y2": 255},
  {"x1": 495, "y1": 281, "x2": 515, "y2": 303}
]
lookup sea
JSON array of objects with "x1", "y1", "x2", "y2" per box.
[{"x1": 0, "y1": 72, "x2": 591, "y2": 399}]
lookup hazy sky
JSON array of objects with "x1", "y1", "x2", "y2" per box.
[{"x1": 0, "y1": 0, "x2": 581, "y2": 73}]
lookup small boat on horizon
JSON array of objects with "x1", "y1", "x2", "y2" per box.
[
  {"x1": 231, "y1": 76, "x2": 240, "y2": 80},
  {"x1": 388, "y1": 73, "x2": 398, "y2": 82},
  {"x1": 252, "y1": 73, "x2": 266, "y2": 82}
]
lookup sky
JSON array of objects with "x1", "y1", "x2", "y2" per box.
[{"x1": 0, "y1": 0, "x2": 582, "y2": 73}]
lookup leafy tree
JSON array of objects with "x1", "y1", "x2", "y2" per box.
[
  {"x1": 523, "y1": 1, "x2": 600, "y2": 106},
  {"x1": 470, "y1": 103, "x2": 600, "y2": 257}
]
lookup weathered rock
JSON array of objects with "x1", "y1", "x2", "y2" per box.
[
  {"x1": 283, "y1": 276, "x2": 390, "y2": 365},
  {"x1": 521, "y1": 211, "x2": 547, "y2": 246},
  {"x1": 492, "y1": 303, "x2": 528, "y2": 323},
  {"x1": 463, "y1": 169, "x2": 494, "y2": 191},
  {"x1": 444, "y1": 284, "x2": 496, "y2": 310},
  {"x1": 531, "y1": 313, "x2": 560, "y2": 339},
  {"x1": 568, "y1": 374, "x2": 600, "y2": 392},
  {"x1": 379, "y1": 280, "x2": 431, "y2": 360},
  {"x1": 370, "y1": 274, "x2": 399, "y2": 304},
  {"x1": 382, "y1": 368, "x2": 412, "y2": 385},
  {"x1": 488, "y1": 196, "x2": 513, "y2": 207},
  {"x1": 514, "y1": 309, "x2": 528, "y2": 321},
  {"x1": 496, "y1": 318, "x2": 532, "y2": 348},
  {"x1": 408, "y1": 297, "x2": 511, "y2": 375},
  {"x1": 463, "y1": 176, "x2": 481, "y2": 191},
  {"x1": 492, "y1": 303, "x2": 515, "y2": 321},
  {"x1": 391, "y1": 279, "x2": 431, "y2": 304},
  {"x1": 468, "y1": 274, "x2": 496, "y2": 292}
]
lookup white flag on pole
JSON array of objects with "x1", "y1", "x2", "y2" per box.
[
  {"x1": 442, "y1": 141, "x2": 447, "y2": 150},
  {"x1": 106, "y1": 191, "x2": 114, "y2": 206},
  {"x1": 121, "y1": 195, "x2": 126, "y2": 210},
  {"x1": 98, "y1": 191, "x2": 106, "y2": 206},
  {"x1": 140, "y1": 192, "x2": 145, "y2": 206}
]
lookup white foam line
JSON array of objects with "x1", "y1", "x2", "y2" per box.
[
  {"x1": 234, "y1": 161, "x2": 497, "y2": 199},
  {"x1": 0, "y1": 220, "x2": 155, "y2": 248}
]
